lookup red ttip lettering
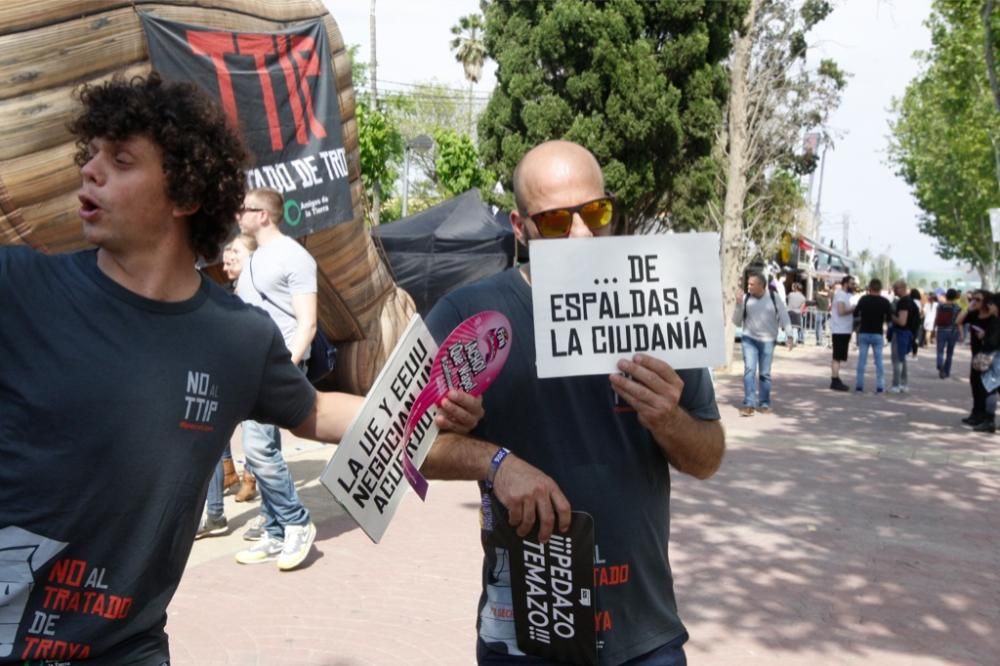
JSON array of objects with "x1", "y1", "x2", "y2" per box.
[{"x1": 186, "y1": 31, "x2": 327, "y2": 150}]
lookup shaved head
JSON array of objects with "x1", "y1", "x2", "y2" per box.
[{"x1": 512, "y1": 141, "x2": 604, "y2": 215}]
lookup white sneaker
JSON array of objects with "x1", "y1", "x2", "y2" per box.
[
  {"x1": 235, "y1": 537, "x2": 283, "y2": 565},
  {"x1": 277, "y1": 522, "x2": 317, "y2": 571},
  {"x1": 888, "y1": 386, "x2": 903, "y2": 394},
  {"x1": 242, "y1": 514, "x2": 266, "y2": 541},
  {"x1": 900, "y1": 385, "x2": 910, "y2": 393}
]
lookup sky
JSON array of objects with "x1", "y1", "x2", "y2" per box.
[{"x1": 324, "y1": 0, "x2": 956, "y2": 273}]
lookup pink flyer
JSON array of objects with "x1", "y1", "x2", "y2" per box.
[{"x1": 401, "y1": 311, "x2": 512, "y2": 499}]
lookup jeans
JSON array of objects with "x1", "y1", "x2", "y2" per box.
[
  {"x1": 814, "y1": 312, "x2": 827, "y2": 345},
  {"x1": 789, "y1": 312, "x2": 805, "y2": 344},
  {"x1": 205, "y1": 444, "x2": 233, "y2": 520},
  {"x1": 741, "y1": 336, "x2": 775, "y2": 408},
  {"x1": 890, "y1": 328, "x2": 912, "y2": 388},
  {"x1": 856, "y1": 333, "x2": 885, "y2": 391},
  {"x1": 971, "y1": 366, "x2": 987, "y2": 417},
  {"x1": 936, "y1": 327, "x2": 959, "y2": 377},
  {"x1": 242, "y1": 420, "x2": 310, "y2": 540}
]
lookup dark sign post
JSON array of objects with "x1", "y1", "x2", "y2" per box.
[
  {"x1": 494, "y1": 510, "x2": 598, "y2": 666},
  {"x1": 141, "y1": 14, "x2": 354, "y2": 237}
]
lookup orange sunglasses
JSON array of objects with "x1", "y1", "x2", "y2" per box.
[{"x1": 526, "y1": 195, "x2": 616, "y2": 238}]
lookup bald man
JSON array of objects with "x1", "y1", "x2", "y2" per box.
[{"x1": 422, "y1": 141, "x2": 724, "y2": 665}]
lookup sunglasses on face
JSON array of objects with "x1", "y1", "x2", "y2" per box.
[{"x1": 525, "y1": 195, "x2": 616, "y2": 238}]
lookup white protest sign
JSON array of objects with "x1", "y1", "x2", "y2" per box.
[
  {"x1": 990, "y1": 208, "x2": 1000, "y2": 243},
  {"x1": 530, "y1": 233, "x2": 725, "y2": 378},
  {"x1": 320, "y1": 315, "x2": 439, "y2": 543}
]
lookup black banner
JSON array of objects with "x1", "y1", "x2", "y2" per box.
[
  {"x1": 141, "y1": 14, "x2": 354, "y2": 237},
  {"x1": 495, "y1": 511, "x2": 598, "y2": 666}
]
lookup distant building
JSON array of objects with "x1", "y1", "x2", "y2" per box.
[{"x1": 906, "y1": 269, "x2": 981, "y2": 292}]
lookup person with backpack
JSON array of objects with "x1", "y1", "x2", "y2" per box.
[
  {"x1": 733, "y1": 270, "x2": 795, "y2": 416},
  {"x1": 935, "y1": 288, "x2": 963, "y2": 378}
]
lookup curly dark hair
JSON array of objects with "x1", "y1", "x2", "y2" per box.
[{"x1": 68, "y1": 72, "x2": 249, "y2": 261}]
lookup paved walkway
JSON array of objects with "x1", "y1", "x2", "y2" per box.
[{"x1": 168, "y1": 343, "x2": 1000, "y2": 665}]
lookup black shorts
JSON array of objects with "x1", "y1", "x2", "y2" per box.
[{"x1": 832, "y1": 333, "x2": 851, "y2": 361}]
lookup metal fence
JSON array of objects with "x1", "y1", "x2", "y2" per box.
[{"x1": 789, "y1": 306, "x2": 829, "y2": 346}]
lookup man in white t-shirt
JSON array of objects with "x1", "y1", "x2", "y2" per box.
[
  {"x1": 232, "y1": 188, "x2": 320, "y2": 571},
  {"x1": 829, "y1": 275, "x2": 858, "y2": 391}
]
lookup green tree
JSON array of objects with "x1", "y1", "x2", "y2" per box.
[
  {"x1": 715, "y1": 0, "x2": 846, "y2": 367},
  {"x1": 350, "y1": 45, "x2": 405, "y2": 225},
  {"x1": 356, "y1": 99, "x2": 405, "y2": 224},
  {"x1": 888, "y1": 0, "x2": 1000, "y2": 287},
  {"x1": 853, "y1": 247, "x2": 873, "y2": 285},
  {"x1": 352, "y1": 47, "x2": 491, "y2": 215},
  {"x1": 433, "y1": 128, "x2": 496, "y2": 198},
  {"x1": 871, "y1": 253, "x2": 903, "y2": 288},
  {"x1": 450, "y1": 13, "x2": 488, "y2": 135},
  {"x1": 477, "y1": 0, "x2": 748, "y2": 231}
]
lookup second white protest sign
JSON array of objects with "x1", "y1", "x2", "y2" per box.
[{"x1": 530, "y1": 233, "x2": 725, "y2": 378}]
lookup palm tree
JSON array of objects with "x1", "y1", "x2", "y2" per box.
[{"x1": 450, "y1": 13, "x2": 487, "y2": 135}]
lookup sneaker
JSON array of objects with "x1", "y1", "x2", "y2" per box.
[
  {"x1": 756, "y1": 406, "x2": 771, "y2": 414},
  {"x1": 973, "y1": 420, "x2": 996, "y2": 433},
  {"x1": 739, "y1": 407, "x2": 754, "y2": 417},
  {"x1": 888, "y1": 386, "x2": 903, "y2": 394},
  {"x1": 855, "y1": 386, "x2": 864, "y2": 393},
  {"x1": 962, "y1": 414, "x2": 984, "y2": 426},
  {"x1": 277, "y1": 522, "x2": 317, "y2": 572},
  {"x1": 830, "y1": 378, "x2": 849, "y2": 392},
  {"x1": 875, "y1": 388, "x2": 884, "y2": 394},
  {"x1": 900, "y1": 385, "x2": 910, "y2": 393},
  {"x1": 243, "y1": 515, "x2": 266, "y2": 542},
  {"x1": 195, "y1": 514, "x2": 228, "y2": 540},
  {"x1": 235, "y1": 537, "x2": 283, "y2": 565}
]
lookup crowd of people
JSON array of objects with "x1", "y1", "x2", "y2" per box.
[
  {"x1": 736, "y1": 271, "x2": 995, "y2": 433},
  {"x1": 1, "y1": 73, "x2": 725, "y2": 666}
]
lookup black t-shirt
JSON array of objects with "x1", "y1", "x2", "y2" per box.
[
  {"x1": 978, "y1": 315, "x2": 1000, "y2": 354},
  {"x1": 0, "y1": 248, "x2": 316, "y2": 665},
  {"x1": 426, "y1": 267, "x2": 720, "y2": 666},
  {"x1": 967, "y1": 311, "x2": 984, "y2": 354},
  {"x1": 855, "y1": 294, "x2": 892, "y2": 334},
  {"x1": 893, "y1": 297, "x2": 921, "y2": 334}
]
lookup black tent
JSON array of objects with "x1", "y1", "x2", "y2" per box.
[{"x1": 372, "y1": 189, "x2": 518, "y2": 315}]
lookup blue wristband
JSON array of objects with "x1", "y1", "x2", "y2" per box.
[{"x1": 485, "y1": 447, "x2": 510, "y2": 490}]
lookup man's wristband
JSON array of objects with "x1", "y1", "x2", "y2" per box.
[{"x1": 485, "y1": 447, "x2": 510, "y2": 490}]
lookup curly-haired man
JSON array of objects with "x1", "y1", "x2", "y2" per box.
[{"x1": 0, "y1": 73, "x2": 481, "y2": 664}]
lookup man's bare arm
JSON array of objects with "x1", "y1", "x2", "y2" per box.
[
  {"x1": 610, "y1": 354, "x2": 725, "y2": 480},
  {"x1": 290, "y1": 391, "x2": 363, "y2": 443},
  {"x1": 649, "y1": 409, "x2": 725, "y2": 479},
  {"x1": 291, "y1": 390, "x2": 483, "y2": 445},
  {"x1": 422, "y1": 432, "x2": 571, "y2": 542},
  {"x1": 288, "y1": 292, "x2": 318, "y2": 366}
]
